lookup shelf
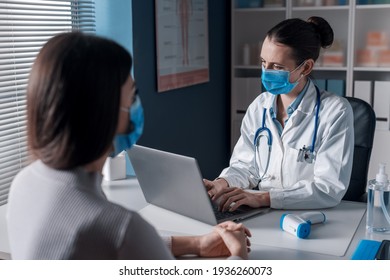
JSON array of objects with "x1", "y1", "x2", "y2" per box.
[
  {"x1": 292, "y1": 6, "x2": 349, "y2": 11},
  {"x1": 234, "y1": 7, "x2": 285, "y2": 12},
  {"x1": 234, "y1": 65, "x2": 347, "y2": 71},
  {"x1": 235, "y1": 5, "x2": 351, "y2": 12},
  {"x1": 234, "y1": 65, "x2": 260, "y2": 69},
  {"x1": 315, "y1": 66, "x2": 348, "y2": 71},
  {"x1": 356, "y1": 4, "x2": 390, "y2": 9},
  {"x1": 354, "y1": 67, "x2": 390, "y2": 72}
]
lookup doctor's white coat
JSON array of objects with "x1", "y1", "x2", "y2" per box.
[{"x1": 220, "y1": 81, "x2": 354, "y2": 209}]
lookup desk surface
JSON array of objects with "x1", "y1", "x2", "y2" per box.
[
  {"x1": 0, "y1": 177, "x2": 387, "y2": 260},
  {"x1": 139, "y1": 200, "x2": 367, "y2": 259}
]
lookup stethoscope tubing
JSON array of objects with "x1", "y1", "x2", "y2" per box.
[
  {"x1": 253, "y1": 85, "x2": 321, "y2": 181},
  {"x1": 310, "y1": 86, "x2": 321, "y2": 153}
]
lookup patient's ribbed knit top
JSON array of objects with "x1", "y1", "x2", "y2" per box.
[{"x1": 6, "y1": 160, "x2": 173, "y2": 260}]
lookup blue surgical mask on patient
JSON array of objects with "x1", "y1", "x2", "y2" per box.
[
  {"x1": 113, "y1": 95, "x2": 144, "y2": 155},
  {"x1": 261, "y1": 61, "x2": 305, "y2": 95}
]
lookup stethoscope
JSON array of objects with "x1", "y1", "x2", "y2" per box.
[{"x1": 253, "y1": 86, "x2": 321, "y2": 182}]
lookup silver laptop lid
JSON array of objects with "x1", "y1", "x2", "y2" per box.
[{"x1": 128, "y1": 145, "x2": 218, "y2": 225}]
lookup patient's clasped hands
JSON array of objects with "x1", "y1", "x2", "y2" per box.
[
  {"x1": 200, "y1": 221, "x2": 252, "y2": 259},
  {"x1": 171, "y1": 220, "x2": 251, "y2": 259}
]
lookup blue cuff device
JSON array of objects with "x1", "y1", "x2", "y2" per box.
[{"x1": 351, "y1": 239, "x2": 388, "y2": 260}]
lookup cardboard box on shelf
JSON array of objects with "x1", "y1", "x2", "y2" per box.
[
  {"x1": 321, "y1": 40, "x2": 344, "y2": 67},
  {"x1": 356, "y1": 49, "x2": 378, "y2": 67},
  {"x1": 378, "y1": 49, "x2": 390, "y2": 67},
  {"x1": 367, "y1": 31, "x2": 388, "y2": 49},
  {"x1": 322, "y1": 51, "x2": 344, "y2": 67}
]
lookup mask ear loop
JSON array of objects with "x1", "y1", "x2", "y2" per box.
[
  {"x1": 291, "y1": 60, "x2": 307, "y2": 73},
  {"x1": 290, "y1": 60, "x2": 307, "y2": 84}
]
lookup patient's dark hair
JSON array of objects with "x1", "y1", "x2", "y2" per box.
[{"x1": 27, "y1": 32, "x2": 132, "y2": 169}]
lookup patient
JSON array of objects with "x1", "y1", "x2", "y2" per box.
[{"x1": 6, "y1": 32, "x2": 251, "y2": 260}]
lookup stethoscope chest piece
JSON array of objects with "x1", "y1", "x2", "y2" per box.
[{"x1": 297, "y1": 145, "x2": 315, "y2": 163}]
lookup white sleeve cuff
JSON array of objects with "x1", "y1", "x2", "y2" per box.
[{"x1": 161, "y1": 235, "x2": 172, "y2": 251}]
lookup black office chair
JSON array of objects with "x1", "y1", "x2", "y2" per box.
[{"x1": 342, "y1": 97, "x2": 376, "y2": 202}]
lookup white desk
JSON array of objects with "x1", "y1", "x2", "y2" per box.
[
  {"x1": 101, "y1": 178, "x2": 386, "y2": 259},
  {"x1": 0, "y1": 177, "x2": 387, "y2": 260}
]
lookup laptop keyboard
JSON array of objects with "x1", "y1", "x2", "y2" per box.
[{"x1": 212, "y1": 203, "x2": 244, "y2": 220}]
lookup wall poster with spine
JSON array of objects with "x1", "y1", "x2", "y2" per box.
[{"x1": 155, "y1": 0, "x2": 209, "y2": 92}]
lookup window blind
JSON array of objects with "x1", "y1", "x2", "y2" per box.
[{"x1": 0, "y1": 0, "x2": 95, "y2": 206}]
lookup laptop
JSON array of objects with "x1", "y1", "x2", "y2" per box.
[{"x1": 128, "y1": 145, "x2": 269, "y2": 225}]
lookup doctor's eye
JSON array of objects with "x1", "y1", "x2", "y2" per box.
[
  {"x1": 261, "y1": 59, "x2": 286, "y2": 71},
  {"x1": 272, "y1": 64, "x2": 285, "y2": 70}
]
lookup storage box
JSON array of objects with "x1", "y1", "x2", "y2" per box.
[
  {"x1": 373, "y1": 81, "x2": 390, "y2": 130},
  {"x1": 367, "y1": 31, "x2": 388, "y2": 49},
  {"x1": 322, "y1": 51, "x2": 344, "y2": 66},
  {"x1": 356, "y1": 49, "x2": 378, "y2": 67},
  {"x1": 322, "y1": 40, "x2": 344, "y2": 66},
  {"x1": 235, "y1": 0, "x2": 263, "y2": 8},
  {"x1": 314, "y1": 79, "x2": 326, "y2": 90},
  {"x1": 263, "y1": 0, "x2": 284, "y2": 7},
  {"x1": 378, "y1": 49, "x2": 390, "y2": 67},
  {"x1": 354, "y1": 80, "x2": 372, "y2": 106},
  {"x1": 327, "y1": 79, "x2": 345, "y2": 97}
]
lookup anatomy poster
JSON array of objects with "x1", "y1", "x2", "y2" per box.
[{"x1": 155, "y1": 0, "x2": 209, "y2": 92}]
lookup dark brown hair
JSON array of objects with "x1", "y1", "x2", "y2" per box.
[
  {"x1": 266, "y1": 16, "x2": 334, "y2": 66},
  {"x1": 27, "y1": 32, "x2": 132, "y2": 169}
]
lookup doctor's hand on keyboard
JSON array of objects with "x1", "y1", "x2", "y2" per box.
[
  {"x1": 203, "y1": 178, "x2": 229, "y2": 199},
  {"x1": 204, "y1": 178, "x2": 270, "y2": 212}
]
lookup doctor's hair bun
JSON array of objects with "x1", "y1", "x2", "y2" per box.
[
  {"x1": 266, "y1": 17, "x2": 334, "y2": 64},
  {"x1": 307, "y1": 16, "x2": 334, "y2": 49}
]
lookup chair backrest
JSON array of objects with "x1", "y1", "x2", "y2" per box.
[{"x1": 342, "y1": 97, "x2": 376, "y2": 202}]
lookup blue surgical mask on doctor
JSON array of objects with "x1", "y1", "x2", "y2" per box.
[
  {"x1": 261, "y1": 61, "x2": 305, "y2": 95},
  {"x1": 113, "y1": 94, "x2": 144, "y2": 154}
]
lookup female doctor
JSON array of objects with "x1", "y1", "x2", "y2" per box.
[{"x1": 205, "y1": 17, "x2": 354, "y2": 210}]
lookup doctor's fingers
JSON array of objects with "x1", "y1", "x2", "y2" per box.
[
  {"x1": 228, "y1": 196, "x2": 252, "y2": 212},
  {"x1": 231, "y1": 192, "x2": 265, "y2": 211},
  {"x1": 204, "y1": 179, "x2": 228, "y2": 198},
  {"x1": 220, "y1": 190, "x2": 247, "y2": 212},
  {"x1": 203, "y1": 179, "x2": 214, "y2": 190},
  {"x1": 215, "y1": 187, "x2": 240, "y2": 207},
  {"x1": 210, "y1": 185, "x2": 234, "y2": 201}
]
